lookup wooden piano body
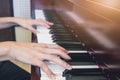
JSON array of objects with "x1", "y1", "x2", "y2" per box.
[{"x1": 31, "y1": 0, "x2": 120, "y2": 80}]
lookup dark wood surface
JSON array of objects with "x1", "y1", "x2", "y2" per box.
[{"x1": 31, "y1": 66, "x2": 40, "y2": 80}]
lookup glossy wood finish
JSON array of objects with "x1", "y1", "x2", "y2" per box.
[
  {"x1": 53, "y1": 0, "x2": 120, "y2": 50},
  {"x1": 53, "y1": 1, "x2": 120, "y2": 79},
  {"x1": 31, "y1": 0, "x2": 53, "y2": 9}
]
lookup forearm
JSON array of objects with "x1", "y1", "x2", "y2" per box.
[
  {"x1": 0, "y1": 41, "x2": 10, "y2": 61},
  {"x1": 0, "y1": 17, "x2": 16, "y2": 29}
]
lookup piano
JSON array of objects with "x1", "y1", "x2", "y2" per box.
[{"x1": 31, "y1": 0, "x2": 120, "y2": 80}]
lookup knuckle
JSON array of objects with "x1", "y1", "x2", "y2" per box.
[{"x1": 39, "y1": 62, "x2": 46, "y2": 68}]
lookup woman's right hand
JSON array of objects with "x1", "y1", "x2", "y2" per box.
[{"x1": 0, "y1": 41, "x2": 72, "y2": 80}]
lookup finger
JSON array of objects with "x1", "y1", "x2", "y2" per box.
[
  {"x1": 34, "y1": 19, "x2": 53, "y2": 28},
  {"x1": 43, "y1": 48, "x2": 71, "y2": 60},
  {"x1": 47, "y1": 44, "x2": 68, "y2": 53},
  {"x1": 22, "y1": 25, "x2": 39, "y2": 34},
  {"x1": 39, "y1": 61, "x2": 56, "y2": 80},
  {"x1": 32, "y1": 43, "x2": 47, "y2": 48},
  {"x1": 38, "y1": 43, "x2": 47, "y2": 47},
  {"x1": 42, "y1": 54, "x2": 72, "y2": 70},
  {"x1": 45, "y1": 21, "x2": 53, "y2": 26},
  {"x1": 32, "y1": 43, "x2": 68, "y2": 54},
  {"x1": 31, "y1": 57, "x2": 56, "y2": 80},
  {"x1": 38, "y1": 22, "x2": 50, "y2": 28},
  {"x1": 38, "y1": 19, "x2": 53, "y2": 26}
]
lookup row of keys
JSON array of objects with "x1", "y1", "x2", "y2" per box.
[{"x1": 35, "y1": 9, "x2": 108, "y2": 80}]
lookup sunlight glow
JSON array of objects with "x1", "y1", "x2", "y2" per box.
[
  {"x1": 100, "y1": 0, "x2": 118, "y2": 7},
  {"x1": 86, "y1": 0, "x2": 118, "y2": 8}
]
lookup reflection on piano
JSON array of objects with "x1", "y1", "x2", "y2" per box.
[{"x1": 31, "y1": 0, "x2": 120, "y2": 80}]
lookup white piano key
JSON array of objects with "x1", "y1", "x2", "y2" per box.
[
  {"x1": 37, "y1": 34, "x2": 53, "y2": 43},
  {"x1": 35, "y1": 10, "x2": 65, "y2": 80},
  {"x1": 68, "y1": 50, "x2": 88, "y2": 53},
  {"x1": 41, "y1": 76, "x2": 65, "y2": 80},
  {"x1": 41, "y1": 61, "x2": 65, "y2": 75},
  {"x1": 72, "y1": 65, "x2": 99, "y2": 69},
  {"x1": 40, "y1": 61, "x2": 66, "y2": 80},
  {"x1": 35, "y1": 9, "x2": 46, "y2": 20},
  {"x1": 35, "y1": 10, "x2": 54, "y2": 44}
]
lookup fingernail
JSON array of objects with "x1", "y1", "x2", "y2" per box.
[
  {"x1": 66, "y1": 64, "x2": 72, "y2": 70},
  {"x1": 50, "y1": 74, "x2": 56, "y2": 80},
  {"x1": 50, "y1": 22, "x2": 54, "y2": 25},
  {"x1": 68, "y1": 56, "x2": 71, "y2": 60},
  {"x1": 66, "y1": 55, "x2": 71, "y2": 60}
]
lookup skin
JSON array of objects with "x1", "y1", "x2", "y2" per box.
[{"x1": 0, "y1": 17, "x2": 72, "y2": 80}]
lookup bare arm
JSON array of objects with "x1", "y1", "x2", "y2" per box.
[
  {"x1": 0, "y1": 17, "x2": 72, "y2": 80},
  {"x1": 0, "y1": 41, "x2": 72, "y2": 80},
  {"x1": 0, "y1": 17, "x2": 16, "y2": 29}
]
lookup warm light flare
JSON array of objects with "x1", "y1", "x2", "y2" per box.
[
  {"x1": 100, "y1": 0, "x2": 118, "y2": 7},
  {"x1": 86, "y1": 0, "x2": 118, "y2": 8}
]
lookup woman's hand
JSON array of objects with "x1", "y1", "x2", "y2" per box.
[
  {"x1": 13, "y1": 17, "x2": 53, "y2": 34},
  {"x1": 0, "y1": 17, "x2": 53, "y2": 34},
  {"x1": 0, "y1": 41, "x2": 72, "y2": 79}
]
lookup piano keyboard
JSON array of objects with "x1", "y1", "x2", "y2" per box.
[{"x1": 35, "y1": 9, "x2": 108, "y2": 80}]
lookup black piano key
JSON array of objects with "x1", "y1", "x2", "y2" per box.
[
  {"x1": 68, "y1": 62, "x2": 96, "y2": 66},
  {"x1": 57, "y1": 42, "x2": 82, "y2": 44},
  {"x1": 50, "y1": 27, "x2": 66, "y2": 29},
  {"x1": 52, "y1": 36, "x2": 74, "y2": 40},
  {"x1": 51, "y1": 33, "x2": 70, "y2": 36},
  {"x1": 53, "y1": 39, "x2": 78, "y2": 43},
  {"x1": 51, "y1": 33, "x2": 75, "y2": 40},
  {"x1": 58, "y1": 44, "x2": 85, "y2": 48},
  {"x1": 50, "y1": 33, "x2": 69, "y2": 36},
  {"x1": 52, "y1": 35, "x2": 72, "y2": 38},
  {"x1": 52, "y1": 36, "x2": 74, "y2": 41},
  {"x1": 57, "y1": 42, "x2": 85, "y2": 46},
  {"x1": 50, "y1": 30, "x2": 68, "y2": 33},
  {"x1": 62, "y1": 46, "x2": 86, "y2": 51},
  {"x1": 67, "y1": 53, "x2": 94, "y2": 62},
  {"x1": 43, "y1": 10, "x2": 62, "y2": 24},
  {"x1": 52, "y1": 37, "x2": 74, "y2": 41},
  {"x1": 50, "y1": 26, "x2": 65, "y2": 29},
  {"x1": 63, "y1": 68, "x2": 104, "y2": 76},
  {"x1": 50, "y1": 24, "x2": 65, "y2": 29},
  {"x1": 56, "y1": 41, "x2": 83, "y2": 47},
  {"x1": 51, "y1": 27, "x2": 65, "y2": 29},
  {"x1": 66, "y1": 75, "x2": 107, "y2": 80},
  {"x1": 52, "y1": 36, "x2": 76, "y2": 40},
  {"x1": 53, "y1": 38, "x2": 75, "y2": 41},
  {"x1": 50, "y1": 31, "x2": 68, "y2": 35}
]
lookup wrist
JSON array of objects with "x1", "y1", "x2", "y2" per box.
[{"x1": 0, "y1": 41, "x2": 13, "y2": 61}]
